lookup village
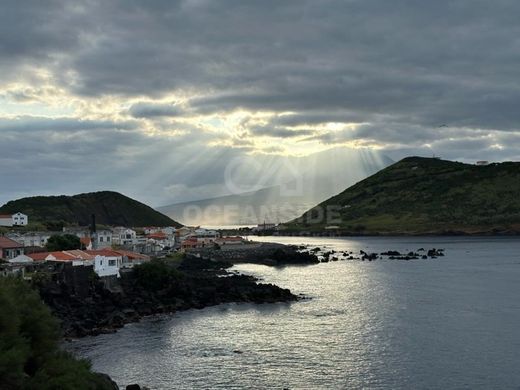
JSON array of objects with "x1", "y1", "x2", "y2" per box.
[{"x1": 0, "y1": 211, "x2": 254, "y2": 280}]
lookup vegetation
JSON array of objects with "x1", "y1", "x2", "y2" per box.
[
  {"x1": 0, "y1": 277, "x2": 115, "y2": 389},
  {"x1": 133, "y1": 259, "x2": 184, "y2": 291},
  {"x1": 288, "y1": 157, "x2": 520, "y2": 234},
  {"x1": 164, "y1": 252, "x2": 186, "y2": 267},
  {"x1": 0, "y1": 191, "x2": 181, "y2": 228},
  {"x1": 45, "y1": 234, "x2": 82, "y2": 251}
]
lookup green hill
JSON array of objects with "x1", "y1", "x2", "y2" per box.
[
  {"x1": 0, "y1": 191, "x2": 181, "y2": 228},
  {"x1": 287, "y1": 157, "x2": 520, "y2": 235}
]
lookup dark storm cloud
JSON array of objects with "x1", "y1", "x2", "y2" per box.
[
  {"x1": 2, "y1": 0, "x2": 520, "y2": 206},
  {"x1": 0, "y1": 116, "x2": 137, "y2": 133},
  {"x1": 3, "y1": 0, "x2": 520, "y2": 132}
]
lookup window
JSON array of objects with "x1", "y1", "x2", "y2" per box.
[
  {"x1": 99, "y1": 237, "x2": 104, "y2": 242},
  {"x1": 107, "y1": 236, "x2": 111, "y2": 242},
  {"x1": 109, "y1": 259, "x2": 116, "y2": 266}
]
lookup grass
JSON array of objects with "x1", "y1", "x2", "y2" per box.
[{"x1": 288, "y1": 157, "x2": 520, "y2": 234}]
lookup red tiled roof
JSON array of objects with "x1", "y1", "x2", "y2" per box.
[
  {"x1": 27, "y1": 252, "x2": 51, "y2": 261},
  {"x1": 0, "y1": 214, "x2": 12, "y2": 218},
  {"x1": 85, "y1": 249, "x2": 122, "y2": 257},
  {"x1": 28, "y1": 251, "x2": 77, "y2": 261},
  {"x1": 63, "y1": 250, "x2": 94, "y2": 260},
  {"x1": 112, "y1": 249, "x2": 150, "y2": 261},
  {"x1": 48, "y1": 251, "x2": 77, "y2": 261},
  {"x1": 0, "y1": 236, "x2": 23, "y2": 248},
  {"x1": 80, "y1": 237, "x2": 92, "y2": 246},
  {"x1": 147, "y1": 232, "x2": 167, "y2": 239}
]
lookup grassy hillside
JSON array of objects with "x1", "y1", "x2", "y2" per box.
[
  {"x1": 287, "y1": 157, "x2": 520, "y2": 235},
  {"x1": 0, "y1": 191, "x2": 181, "y2": 228}
]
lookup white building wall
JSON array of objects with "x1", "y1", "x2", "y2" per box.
[
  {"x1": 94, "y1": 255, "x2": 121, "y2": 277},
  {"x1": 12, "y1": 213, "x2": 28, "y2": 226},
  {"x1": 0, "y1": 217, "x2": 12, "y2": 227},
  {"x1": 95, "y1": 230, "x2": 113, "y2": 249}
]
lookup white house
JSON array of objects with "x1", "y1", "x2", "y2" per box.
[
  {"x1": 0, "y1": 212, "x2": 28, "y2": 227},
  {"x1": 93, "y1": 229, "x2": 113, "y2": 249},
  {"x1": 12, "y1": 212, "x2": 28, "y2": 226},
  {"x1": 161, "y1": 226, "x2": 177, "y2": 236},
  {"x1": 6, "y1": 232, "x2": 54, "y2": 248},
  {"x1": 87, "y1": 249, "x2": 122, "y2": 277},
  {"x1": 193, "y1": 228, "x2": 220, "y2": 245},
  {"x1": 112, "y1": 227, "x2": 138, "y2": 246}
]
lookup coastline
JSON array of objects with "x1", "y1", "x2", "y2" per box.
[{"x1": 41, "y1": 248, "x2": 313, "y2": 339}]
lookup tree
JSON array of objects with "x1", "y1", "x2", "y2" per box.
[
  {"x1": 45, "y1": 234, "x2": 81, "y2": 251},
  {"x1": 0, "y1": 277, "x2": 115, "y2": 389}
]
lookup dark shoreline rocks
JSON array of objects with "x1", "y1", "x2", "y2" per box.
[
  {"x1": 40, "y1": 257, "x2": 297, "y2": 339},
  {"x1": 187, "y1": 242, "x2": 320, "y2": 266}
]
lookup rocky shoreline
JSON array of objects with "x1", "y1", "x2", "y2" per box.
[
  {"x1": 40, "y1": 256, "x2": 298, "y2": 339},
  {"x1": 189, "y1": 241, "x2": 320, "y2": 266}
]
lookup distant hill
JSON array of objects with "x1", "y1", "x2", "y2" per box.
[
  {"x1": 157, "y1": 185, "x2": 319, "y2": 226},
  {"x1": 158, "y1": 149, "x2": 393, "y2": 226},
  {"x1": 287, "y1": 157, "x2": 520, "y2": 235},
  {"x1": 0, "y1": 191, "x2": 181, "y2": 228}
]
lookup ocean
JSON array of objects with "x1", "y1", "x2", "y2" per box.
[{"x1": 69, "y1": 236, "x2": 520, "y2": 389}]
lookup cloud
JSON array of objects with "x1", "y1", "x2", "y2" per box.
[
  {"x1": 248, "y1": 125, "x2": 315, "y2": 138},
  {"x1": 1, "y1": 1, "x2": 520, "y2": 206},
  {"x1": 128, "y1": 102, "x2": 184, "y2": 118}
]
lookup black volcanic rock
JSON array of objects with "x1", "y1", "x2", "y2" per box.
[{"x1": 40, "y1": 258, "x2": 297, "y2": 338}]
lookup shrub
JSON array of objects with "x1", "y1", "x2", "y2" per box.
[{"x1": 0, "y1": 277, "x2": 113, "y2": 389}]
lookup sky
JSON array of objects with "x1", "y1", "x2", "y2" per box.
[{"x1": 1, "y1": 0, "x2": 520, "y2": 207}]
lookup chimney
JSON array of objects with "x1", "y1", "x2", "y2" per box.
[{"x1": 90, "y1": 214, "x2": 97, "y2": 250}]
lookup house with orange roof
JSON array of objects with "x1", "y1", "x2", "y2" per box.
[
  {"x1": 0, "y1": 236, "x2": 24, "y2": 260},
  {"x1": 80, "y1": 237, "x2": 93, "y2": 250},
  {"x1": 112, "y1": 249, "x2": 151, "y2": 267},
  {"x1": 215, "y1": 236, "x2": 246, "y2": 246},
  {"x1": 180, "y1": 237, "x2": 203, "y2": 251},
  {"x1": 86, "y1": 249, "x2": 122, "y2": 277}
]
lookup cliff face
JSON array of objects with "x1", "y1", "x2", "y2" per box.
[
  {"x1": 288, "y1": 157, "x2": 520, "y2": 235},
  {"x1": 0, "y1": 191, "x2": 181, "y2": 227}
]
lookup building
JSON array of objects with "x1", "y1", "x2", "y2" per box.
[
  {"x1": 146, "y1": 231, "x2": 175, "y2": 249},
  {"x1": 181, "y1": 237, "x2": 202, "y2": 251},
  {"x1": 8, "y1": 254, "x2": 33, "y2": 263},
  {"x1": 93, "y1": 230, "x2": 113, "y2": 249},
  {"x1": 80, "y1": 237, "x2": 93, "y2": 250},
  {"x1": 193, "y1": 228, "x2": 219, "y2": 244},
  {"x1": 86, "y1": 249, "x2": 122, "y2": 277},
  {"x1": 0, "y1": 237, "x2": 24, "y2": 260},
  {"x1": 0, "y1": 215, "x2": 11, "y2": 227},
  {"x1": 112, "y1": 249, "x2": 151, "y2": 268},
  {"x1": 26, "y1": 249, "x2": 124, "y2": 278},
  {"x1": 476, "y1": 160, "x2": 489, "y2": 166},
  {"x1": 252, "y1": 223, "x2": 276, "y2": 232},
  {"x1": 160, "y1": 226, "x2": 177, "y2": 236},
  {"x1": 12, "y1": 212, "x2": 28, "y2": 226},
  {"x1": 112, "y1": 227, "x2": 138, "y2": 246},
  {"x1": 0, "y1": 212, "x2": 28, "y2": 227},
  {"x1": 215, "y1": 236, "x2": 245, "y2": 246},
  {"x1": 6, "y1": 232, "x2": 54, "y2": 248}
]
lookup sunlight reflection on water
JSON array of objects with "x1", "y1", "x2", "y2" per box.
[{"x1": 69, "y1": 236, "x2": 520, "y2": 389}]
